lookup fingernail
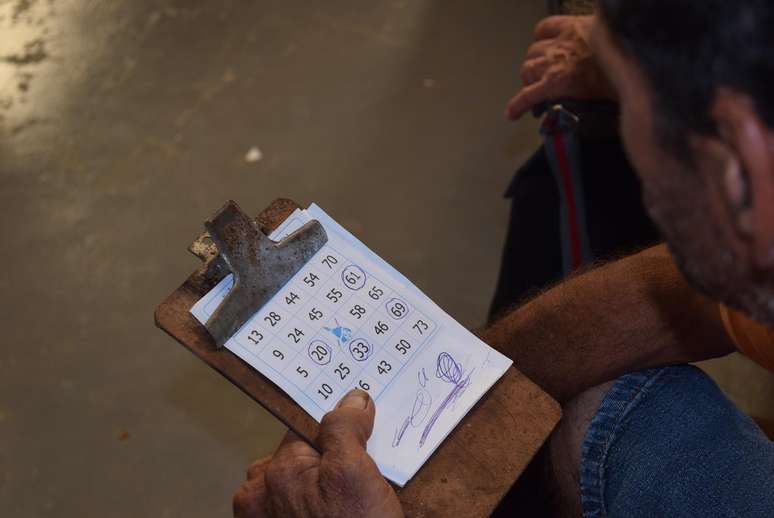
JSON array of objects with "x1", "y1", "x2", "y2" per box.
[{"x1": 336, "y1": 389, "x2": 369, "y2": 410}]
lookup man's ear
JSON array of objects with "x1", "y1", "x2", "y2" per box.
[{"x1": 712, "y1": 90, "x2": 774, "y2": 271}]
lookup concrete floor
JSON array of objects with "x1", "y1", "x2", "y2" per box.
[{"x1": 0, "y1": 1, "x2": 770, "y2": 517}]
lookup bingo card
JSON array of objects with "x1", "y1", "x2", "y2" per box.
[{"x1": 190, "y1": 204, "x2": 512, "y2": 486}]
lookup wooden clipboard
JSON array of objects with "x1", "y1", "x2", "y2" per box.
[{"x1": 154, "y1": 198, "x2": 561, "y2": 517}]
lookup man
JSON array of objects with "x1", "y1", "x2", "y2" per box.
[{"x1": 234, "y1": 1, "x2": 774, "y2": 516}]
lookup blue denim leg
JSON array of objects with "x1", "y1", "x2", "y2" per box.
[{"x1": 580, "y1": 365, "x2": 774, "y2": 517}]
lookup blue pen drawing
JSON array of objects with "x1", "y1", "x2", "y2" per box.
[
  {"x1": 418, "y1": 352, "x2": 472, "y2": 448},
  {"x1": 392, "y1": 387, "x2": 433, "y2": 447},
  {"x1": 324, "y1": 318, "x2": 352, "y2": 348},
  {"x1": 418, "y1": 368, "x2": 429, "y2": 388},
  {"x1": 392, "y1": 353, "x2": 472, "y2": 449}
]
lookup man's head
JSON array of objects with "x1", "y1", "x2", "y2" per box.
[{"x1": 591, "y1": 0, "x2": 774, "y2": 325}]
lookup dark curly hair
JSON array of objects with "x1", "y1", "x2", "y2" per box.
[{"x1": 598, "y1": 0, "x2": 774, "y2": 159}]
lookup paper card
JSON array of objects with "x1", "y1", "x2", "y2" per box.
[{"x1": 190, "y1": 205, "x2": 512, "y2": 486}]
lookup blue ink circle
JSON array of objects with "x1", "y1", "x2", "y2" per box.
[
  {"x1": 308, "y1": 340, "x2": 332, "y2": 366},
  {"x1": 348, "y1": 337, "x2": 372, "y2": 362},
  {"x1": 341, "y1": 265, "x2": 366, "y2": 291},
  {"x1": 385, "y1": 298, "x2": 409, "y2": 320}
]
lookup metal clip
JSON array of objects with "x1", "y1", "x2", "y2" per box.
[{"x1": 190, "y1": 201, "x2": 327, "y2": 348}]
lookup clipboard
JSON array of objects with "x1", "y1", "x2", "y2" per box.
[{"x1": 154, "y1": 198, "x2": 561, "y2": 517}]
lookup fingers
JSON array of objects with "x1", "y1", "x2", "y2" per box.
[
  {"x1": 261, "y1": 431, "x2": 322, "y2": 516},
  {"x1": 509, "y1": 15, "x2": 595, "y2": 120},
  {"x1": 506, "y1": 78, "x2": 554, "y2": 121},
  {"x1": 526, "y1": 39, "x2": 553, "y2": 60},
  {"x1": 520, "y1": 57, "x2": 551, "y2": 86},
  {"x1": 534, "y1": 15, "x2": 574, "y2": 40},
  {"x1": 316, "y1": 390, "x2": 392, "y2": 514},
  {"x1": 275, "y1": 429, "x2": 304, "y2": 452},
  {"x1": 316, "y1": 389, "x2": 375, "y2": 456},
  {"x1": 247, "y1": 456, "x2": 272, "y2": 481},
  {"x1": 234, "y1": 471, "x2": 269, "y2": 517},
  {"x1": 256, "y1": 392, "x2": 399, "y2": 518},
  {"x1": 271, "y1": 429, "x2": 320, "y2": 467}
]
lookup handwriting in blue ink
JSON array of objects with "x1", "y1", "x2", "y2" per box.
[
  {"x1": 392, "y1": 387, "x2": 433, "y2": 447},
  {"x1": 418, "y1": 368, "x2": 429, "y2": 387},
  {"x1": 392, "y1": 353, "x2": 472, "y2": 448},
  {"x1": 418, "y1": 352, "x2": 471, "y2": 447}
]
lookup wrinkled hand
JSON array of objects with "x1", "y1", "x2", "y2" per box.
[
  {"x1": 506, "y1": 15, "x2": 616, "y2": 120},
  {"x1": 233, "y1": 390, "x2": 403, "y2": 518}
]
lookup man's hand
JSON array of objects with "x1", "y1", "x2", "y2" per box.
[
  {"x1": 233, "y1": 390, "x2": 403, "y2": 518},
  {"x1": 506, "y1": 15, "x2": 616, "y2": 121}
]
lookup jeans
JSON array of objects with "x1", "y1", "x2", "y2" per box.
[{"x1": 581, "y1": 365, "x2": 774, "y2": 517}]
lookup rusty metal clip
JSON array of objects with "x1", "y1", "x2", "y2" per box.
[{"x1": 189, "y1": 200, "x2": 327, "y2": 348}]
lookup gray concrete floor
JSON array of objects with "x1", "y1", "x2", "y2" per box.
[
  {"x1": 1, "y1": 1, "x2": 771, "y2": 517},
  {"x1": 0, "y1": 1, "x2": 544, "y2": 516}
]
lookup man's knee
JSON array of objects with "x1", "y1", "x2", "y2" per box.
[
  {"x1": 547, "y1": 381, "x2": 615, "y2": 517},
  {"x1": 571, "y1": 366, "x2": 774, "y2": 517}
]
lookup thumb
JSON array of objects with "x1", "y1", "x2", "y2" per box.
[{"x1": 316, "y1": 389, "x2": 375, "y2": 455}]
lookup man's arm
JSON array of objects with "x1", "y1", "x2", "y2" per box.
[{"x1": 480, "y1": 245, "x2": 735, "y2": 403}]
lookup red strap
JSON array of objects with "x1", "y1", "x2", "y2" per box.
[{"x1": 552, "y1": 131, "x2": 583, "y2": 270}]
